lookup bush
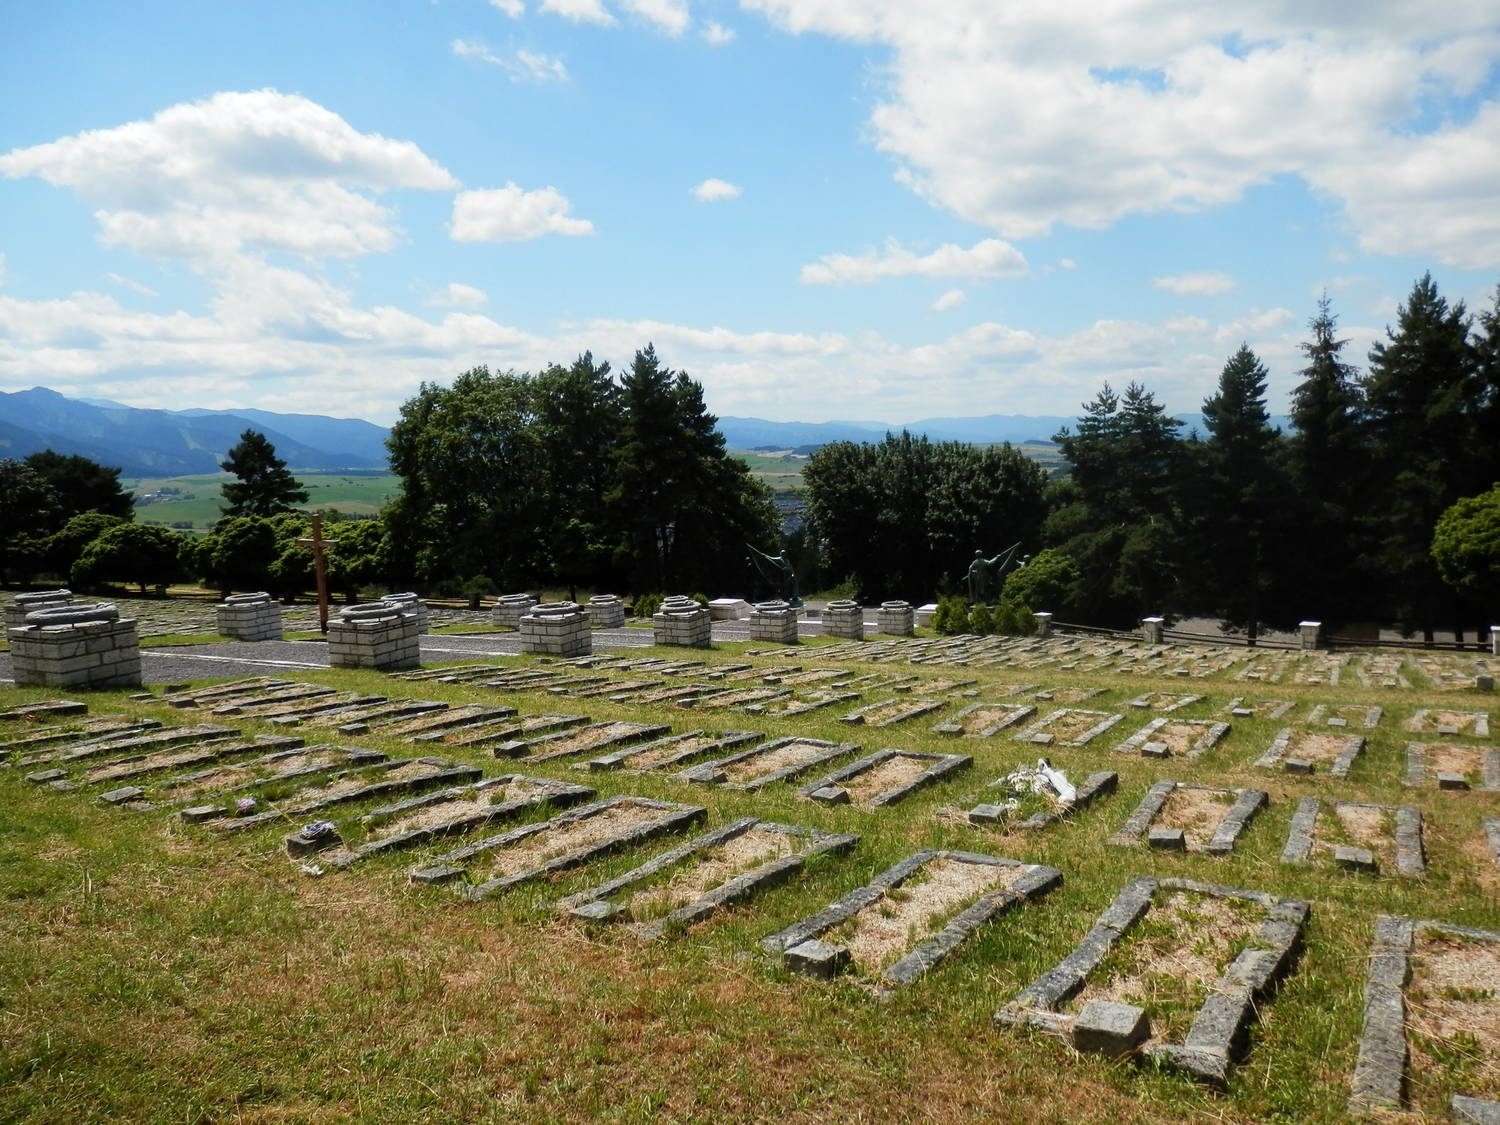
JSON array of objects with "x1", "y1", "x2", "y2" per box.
[
  {"x1": 631, "y1": 593, "x2": 664, "y2": 618},
  {"x1": 690, "y1": 592, "x2": 709, "y2": 607},
  {"x1": 933, "y1": 595, "x2": 970, "y2": 635},
  {"x1": 967, "y1": 602, "x2": 995, "y2": 634},
  {"x1": 462, "y1": 574, "x2": 497, "y2": 609}
]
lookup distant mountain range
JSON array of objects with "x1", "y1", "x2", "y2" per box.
[
  {"x1": 0, "y1": 386, "x2": 1291, "y2": 477},
  {"x1": 0, "y1": 387, "x2": 390, "y2": 477}
]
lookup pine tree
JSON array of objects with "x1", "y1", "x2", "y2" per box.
[{"x1": 220, "y1": 430, "x2": 310, "y2": 518}]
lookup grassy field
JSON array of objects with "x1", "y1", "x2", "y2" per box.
[
  {"x1": 732, "y1": 443, "x2": 1069, "y2": 494},
  {"x1": 1, "y1": 636, "x2": 1496, "y2": 1123},
  {"x1": 129, "y1": 471, "x2": 399, "y2": 529}
]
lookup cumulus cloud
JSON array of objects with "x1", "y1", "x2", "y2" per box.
[
  {"x1": 801, "y1": 237, "x2": 1027, "y2": 285},
  {"x1": 452, "y1": 39, "x2": 568, "y2": 82},
  {"x1": 931, "y1": 288, "x2": 966, "y2": 311},
  {"x1": 489, "y1": 0, "x2": 525, "y2": 15},
  {"x1": 0, "y1": 89, "x2": 457, "y2": 262},
  {"x1": 1152, "y1": 271, "x2": 1237, "y2": 296},
  {"x1": 426, "y1": 282, "x2": 488, "y2": 309},
  {"x1": 449, "y1": 183, "x2": 595, "y2": 241},
  {"x1": 740, "y1": 1, "x2": 1500, "y2": 267},
  {"x1": 703, "y1": 22, "x2": 735, "y2": 45},
  {"x1": 105, "y1": 272, "x2": 158, "y2": 297},
  {"x1": 538, "y1": 0, "x2": 613, "y2": 25},
  {"x1": 692, "y1": 178, "x2": 742, "y2": 202}
]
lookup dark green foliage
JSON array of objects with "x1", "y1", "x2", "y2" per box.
[
  {"x1": 220, "y1": 430, "x2": 309, "y2": 518},
  {"x1": 23, "y1": 451, "x2": 134, "y2": 523},
  {"x1": 197, "y1": 516, "x2": 277, "y2": 595},
  {"x1": 70, "y1": 524, "x2": 186, "y2": 594},
  {"x1": 631, "y1": 593, "x2": 664, "y2": 618},
  {"x1": 932, "y1": 595, "x2": 970, "y2": 635},
  {"x1": 1002, "y1": 548, "x2": 1078, "y2": 615},
  {"x1": 46, "y1": 512, "x2": 128, "y2": 579},
  {"x1": 1432, "y1": 485, "x2": 1500, "y2": 606},
  {"x1": 326, "y1": 519, "x2": 388, "y2": 602},
  {"x1": 0, "y1": 459, "x2": 63, "y2": 584},
  {"x1": 802, "y1": 432, "x2": 1047, "y2": 601}
]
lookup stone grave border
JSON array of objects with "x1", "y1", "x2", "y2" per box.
[
  {"x1": 1349, "y1": 915, "x2": 1500, "y2": 1119},
  {"x1": 423, "y1": 713, "x2": 588, "y2": 752},
  {"x1": 797, "y1": 748, "x2": 972, "y2": 808},
  {"x1": 1013, "y1": 708, "x2": 1125, "y2": 747},
  {"x1": 1224, "y1": 698, "x2": 1295, "y2": 719},
  {"x1": 1125, "y1": 692, "x2": 1203, "y2": 713},
  {"x1": 761, "y1": 849, "x2": 1062, "y2": 989},
  {"x1": 995, "y1": 875, "x2": 1308, "y2": 1089},
  {"x1": 1403, "y1": 741, "x2": 1500, "y2": 792},
  {"x1": 1113, "y1": 717, "x2": 1230, "y2": 760},
  {"x1": 492, "y1": 720, "x2": 670, "y2": 762},
  {"x1": 1306, "y1": 704, "x2": 1384, "y2": 729},
  {"x1": 1279, "y1": 797, "x2": 1426, "y2": 877},
  {"x1": 933, "y1": 701, "x2": 1036, "y2": 738},
  {"x1": 558, "y1": 816, "x2": 859, "y2": 937},
  {"x1": 676, "y1": 735, "x2": 861, "y2": 791},
  {"x1": 3, "y1": 717, "x2": 162, "y2": 757},
  {"x1": 371, "y1": 704, "x2": 518, "y2": 741},
  {"x1": 585, "y1": 729, "x2": 762, "y2": 773},
  {"x1": 215, "y1": 757, "x2": 482, "y2": 833},
  {"x1": 75, "y1": 733, "x2": 305, "y2": 787},
  {"x1": 1254, "y1": 728, "x2": 1366, "y2": 777},
  {"x1": 319, "y1": 699, "x2": 448, "y2": 735},
  {"x1": 955, "y1": 769, "x2": 1119, "y2": 831},
  {"x1": 0, "y1": 699, "x2": 89, "y2": 721},
  {"x1": 410, "y1": 795, "x2": 707, "y2": 897},
  {"x1": 175, "y1": 746, "x2": 391, "y2": 820},
  {"x1": 1406, "y1": 709, "x2": 1491, "y2": 738},
  {"x1": 838, "y1": 697, "x2": 947, "y2": 728},
  {"x1": 21, "y1": 723, "x2": 240, "y2": 770},
  {"x1": 1106, "y1": 780, "x2": 1267, "y2": 855},
  {"x1": 320, "y1": 774, "x2": 597, "y2": 868}
]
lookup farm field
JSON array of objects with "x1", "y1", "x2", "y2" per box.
[
  {"x1": 2, "y1": 627, "x2": 1497, "y2": 1123},
  {"x1": 129, "y1": 470, "x2": 400, "y2": 529}
]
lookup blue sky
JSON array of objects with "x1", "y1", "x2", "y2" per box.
[{"x1": 2, "y1": 0, "x2": 1499, "y2": 426}]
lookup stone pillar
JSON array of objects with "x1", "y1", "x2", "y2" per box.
[
  {"x1": 328, "y1": 603, "x2": 421, "y2": 671},
  {"x1": 4, "y1": 589, "x2": 74, "y2": 631},
  {"x1": 215, "y1": 592, "x2": 284, "y2": 641},
  {"x1": 749, "y1": 600, "x2": 800, "y2": 644},
  {"x1": 653, "y1": 596, "x2": 712, "y2": 648},
  {"x1": 1491, "y1": 625, "x2": 1499, "y2": 657},
  {"x1": 822, "y1": 599, "x2": 864, "y2": 640},
  {"x1": 1141, "y1": 616, "x2": 1165, "y2": 645},
  {"x1": 519, "y1": 601, "x2": 591, "y2": 657},
  {"x1": 1298, "y1": 620, "x2": 1325, "y2": 651},
  {"x1": 877, "y1": 600, "x2": 914, "y2": 636},
  {"x1": 491, "y1": 593, "x2": 537, "y2": 630},
  {"x1": 1033, "y1": 611, "x2": 1053, "y2": 638},
  {"x1": 10, "y1": 602, "x2": 141, "y2": 689},
  {"x1": 381, "y1": 592, "x2": 429, "y2": 634},
  {"x1": 586, "y1": 594, "x2": 625, "y2": 629}
]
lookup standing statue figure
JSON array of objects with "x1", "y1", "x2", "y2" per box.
[
  {"x1": 746, "y1": 543, "x2": 801, "y2": 607},
  {"x1": 966, "y1": 542, "x2": 1022, "y2": 604}
]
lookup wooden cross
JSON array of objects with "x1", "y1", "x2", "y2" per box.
[{"x1": 296, "y1": 513, "x2": 338, "y2": 634}]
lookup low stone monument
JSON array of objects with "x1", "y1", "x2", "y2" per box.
[
  {"x1": 749, "y1": 600, "x2": 799, "y2": 644},
  {"x1": 381, "y1": 592, "x2": 429, "y2": 634},
  {"x1": 492, "y1": 593, "x2": 537, "y2": 630},
  {"x1": 4, "y1": 589, "x2": 75, "y2": 631},
  {"x1": 822, "y1": 599, "x2": 864, "y2": 640},
  {"x1": 1033, "y1": 611, "x2": 1053, "y2": 638},
  {"x1": 10, "y1": 602, "x2": 141, "y2": 689},
  {"x1": 1141, "y1": 616, "x2": 1165, "y2": 645},
  {"x1": 1491, "y1": 625, "x2": 1499, "y2": 657},
  {"x1": 878, "y1": 600, "x2": 914, "y2": 636},
  {"x1": 708, "y1": 597, "x2": 750, "y2": 621},
  {"x1": 328, "y1": 602, "x2": 420, "y2": 671},
  {"x1": 215, "y1": 592, "x2": 283, "y2": 642},
  {"x1": 1298, "y1": 620, "x2": 1324, "y2": 651},
  {"x1": 519, "y1": 601, "x2": 591, "y2": 657},
  {"x1": 653, "y1": 595, "x2": 712, "y2": 648},
  {"x1": 586, "y1": 594, "x2": 625, "y2": 629}
]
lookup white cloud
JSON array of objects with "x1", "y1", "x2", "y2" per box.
[
  {"x1": 426, "y1": 282, "x2": 488, "y2": 309},
  {"x1": 801, "y1": 237, "x2": 1027, "y2": 285},
  {"x1": 692, "y1": 177, "x2": 742, "y2": 202},
  {"x1": 0, "y1": 90, "x2": 457, "y2": 263},
  {"x1": 1058, "y1": 258, "x2": 1076, "y2": 270},
  {"x1": 539, "y1": 0, "x2": 613, "y2": 25},
  {"x1": 1152, "y1": 271, "x2": 1237, "y2": 296},
  {"x1": 703, "y1": 22, "x2": 735, "y2": 45},
  {"x1": 489, "y1": 0, "x2": 525, "y2": 15},
  {"x1": 105, "y1": 272, "x2": 158, "y2": 298},
  {"x1": 931, "y1": 288, "x2": 966, "y2": 311},
  {"x1": 449, "y1": 183, "x2": 595, "y2": 241},
  {"x1": 739, "y1": 1, "x2": 1500, "y2": 268},
  {"x1": 453, "y1": 39, "x2": 568, "y2": 81},
  {"x1": 621, "y1": 0, "x2": 688, "y2": 34}
]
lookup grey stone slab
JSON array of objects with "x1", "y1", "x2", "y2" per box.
[
  {"x1": 1280, "y1": 796, "x2": 1320, "y2": 863},
  {"x1": 784, "y1": 939, "x2": 851, "y2": 979},
  {"x1": 1148, "y1": 828, "x2": 1186, "y2": 851},
  {"x1": 797, "y1": 748, "x2": 971, "y2": 809},
  {"x1": 1452, "y1": 1095, "x2": 1500, "y2": 1125},
  {"x1": 1335, "y1": 845, "x2": 1378, "y2": 873},
  {"x1": 1073, "y1": 999, "x2": 1149, "y2": 1058}
]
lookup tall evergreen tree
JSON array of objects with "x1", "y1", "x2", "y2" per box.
[
  {"x1": 1364, "y1": 273, "x2": 1478, "y2": 638},
  {"x1": 24, "y1": 451, "x2": 134, "y2": 523},
  {"x1": 220, "y1": 430, "x2": 310, "y2": 518}
]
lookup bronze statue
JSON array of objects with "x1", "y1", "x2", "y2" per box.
[
  {"x1": 746, "y1": 543, "x2": 801, "y2": 607},
  {"x1": 966, "y1": 542, "x2": 1022, "y2": 603}
]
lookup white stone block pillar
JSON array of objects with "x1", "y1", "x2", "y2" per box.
[
  {"x1": 877, "y1": 600, "x2": 914, "y2": 636},
  {"x1": 586, "y1": 594, "x2": 625, "y2": 629},
  {"x1": 216, "y1": 592, "x2": 284, "y2": 641},
  {"x1": 328, "y1": 603, "x2": 420, "y2": 670},
  {"x1": 519, "y1": 601, "x2": 591, "y2": 657},
  {"x1": 653, "y1": 597, "x2": 712, "y2": 648},
  {"x1": 381, "y1": 592, "x2": 429, "y2": 634},
  {"x1": 1033, "y1": 611, "x2": 1053, "y2": 638},
  {"x1": 4, "y1": 589, "x2": 74, "y2": 631},
  {"x1": 822, "y1": 599, "x2": 864, "y2": 640},
  {"x1": 749, "y1": 600, "x2": 800, "y2": 644},
  {"x1": 1141, "y1": 616, "x2": 1165, "y2": 645},
  {"x1": 491, "y1": 593, "x2": 537, "y2": 630},
  {"x1": 10, "y1": 602, "x2": 141, "y2": 689},
  {"x1": 1298, "y1": 620, "x2": 1325, "y2": 651}
]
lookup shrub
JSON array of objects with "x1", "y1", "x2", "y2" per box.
[
  {"x1": 933, "y1": 595, "x2": 970, "y2": 635},
  {"x1": 631, "y1": 593, "x2": 664, "y2": 618}
]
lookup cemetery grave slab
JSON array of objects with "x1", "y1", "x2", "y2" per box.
[
  {"x1": 1305, "y1": 703, "x2": 1384, "y2": 729},
  {"x1": 159, "y1": 745, "x2": 388, "y2": 808},
  {"x1": 364, "y1": 704, "x2": 514, "y2": 739},
  {"x1": 1280, "y1": 797, "x2": 1425, "y2": 876},
  {"x1": 496, "y1": 720, "x2": 670, "y2": 762},
  {"x1": 838, "y1": 697, "x2": 947, "y2": 728},
  {"x1": 231, "y1": 691, "x2": 388, "y2": 723},
  {"x1": 556, "y1": 817, "x2": 859, "y2": 937},
  {"x1": 1113, "y1": 717, "x2": 1230, "y2": 760},
  {"x1": 947, "y1": 762, "x2": 1118, "y2": 832},
  {"x1": 996, "y1": 876, "x2": 1308, "y2": 1089},
  {"x1": 686, "y1": 686, "x2": 791, "y2": 711},
  {"x1": 78, "y1": 734, "x2": 305, "y2": 785},
  {"x1": 721, "y1": 664, "x2": 801, "y2": 682},
  {"x1": 1350, "y1": 916, "x2": 1500, "y2": 1117},
  {"x1": 607, "y1": 683, "x2": 715, "y2": 705},
  {"x1": 1353, "y1": 654, "x2": 1410, "y2": 689},
  {"x1": 762, "y1": 849, "x2": 1061, "y2": 990},
  {"x1": 742, "y1": 690, "x2": 860, "y2": 718},
  {"x1": 0, "y1": 698, "x2": 88, "y2": 721},
  {"x1": 1407, "y1": 709, "x2": 1491, "y2": 738},
  {"x1": 797, "y1": 748, "x2": 971, "y2": 808},
  {"x1": 19, "y1": 723, "x2": 240, "y2": 769},
  {"x1": 1125, "y1": 692, "x2": 1203, "y2": 713},
  {"x1": 417, "y1": 712, "x2": 587, "y2": 751},
  {"x1": 933, "y1": 701, "x2": 1036, "y2": 737},
  {"x1": 1107, "y1": 781, "x2": 1266, "y2": 855},
  {"x1": 392, "y1": 663, "x2": 511, "y2": 683},
  {"x1": 411, "y1": 795, "x2": 707, "y2": 897},
  {"x1": 293, "y1": 698, "x2": 448, "y2": 731},
  {"x1": 208, "y1": 684, "x2": 341, "y2": 716},
  {"x1": 584, "y1": 729, "x2": 762, "y2": 773},
  {"x1": 159, "y1": 677, "x2": 296, "y2": 707},
  {"x1": 319, "y1": 774, "x2": 596, "y2": 868},
  {"x1": 1223, "y1": 697, "x2": 1295, "y2": 719},
  {"x1": 766, "y1": 668, "x2": 850, "y2": 686},
  {"x1": 1254, "y1": 728, "x2": 1366, "y2": 777},
  {"x1": 0, "y1": 716, "x2": 162, "y2": 756},
  {"x1": 564, "y1": 677, "x2": 664, "y2": 699},
  {"x1": 1030, "y1": 687, "x2": 1108, "y2": 704},
  {"x1": 1013, "y1": 708, "x2": 1125, "y2": 747},
  {"x1": 213, "y1": 757, "x2": 482, "y2": 832},
  {"x1": 676, "y1": 736, "x2": 861, "y2": 790},
  {"x1": 1404, "y1": 742, "x2": 1500, "y2": 791}
]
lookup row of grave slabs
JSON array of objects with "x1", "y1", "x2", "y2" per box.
[{"x1": 2, "y1": 660, "x2": 1497, "y2": 1110}]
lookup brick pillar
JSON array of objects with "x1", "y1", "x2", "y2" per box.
[
  {"x1": 328, "y1": 603, "x2": 421, "y2": 670},
  {"x1": 519, "y1": 601, "x2": 591, "y2": 657},
  {"x1": 653, "y1": 597, "x2": 711, "y2": 648},
  {"x1": 877, "y1": 600, "x2": 914, "y2": 636},
  {"x1": 822, "y1": 599, "x2": 864, "y2": 640},
  {"x1": 586, "y1": 594, "x2": 625, "y2": 629},
  {"x1": 1298, "y1": 620, "x2": 1324, "y2": 651},
  {"x1": 749, "y1": 600, "x2": 800, "y2": 644},
  {"x1": 491, "y1": 593, "x2": 537, "y2": 630},
  {"x1": 381, "y1": 592, "x2": 429, "y2": 634},
  {"x1": 10, "y1": 602, "x2": 141, "y2": 689},
  {"x1": 4, "y1": 589, "x2": 74, "y2": 631},
  {"x1": 1141, "y1": 616, "x2": 1165, "y2": 645},
  {"x1": 215, "y1": 592, "x2": 284, "y2": 641}
]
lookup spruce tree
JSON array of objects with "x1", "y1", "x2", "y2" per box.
[{"x1": 220, "y1": 430, "x2": 309, "y2": 518}]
